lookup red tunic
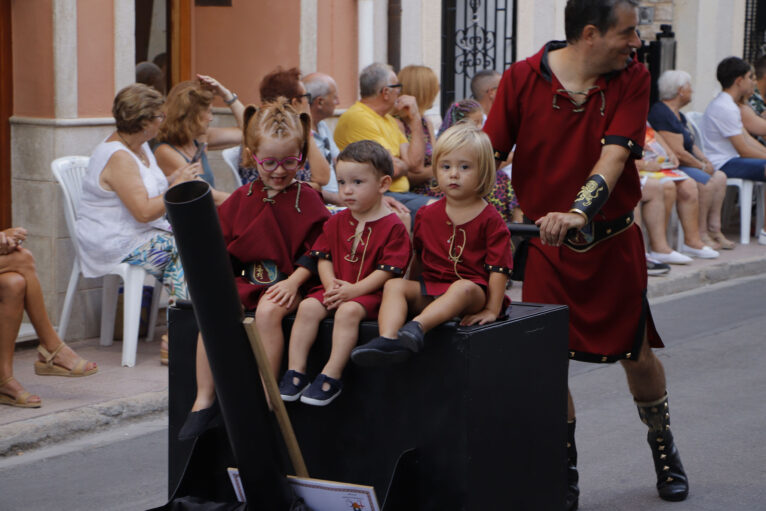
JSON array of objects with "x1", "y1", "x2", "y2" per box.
[
  {"x1": 307, "y1": 209, "x2": 411, "y2": 319},
  {"x1": 413, "y1": 198, "x2": 512, "y2": 307},
  {"x1": 484, "y1": 42, "x2": 662, "y2": 363},
  {"x1": 217, "y1": 180, "x2": 330, "y2": 310}
]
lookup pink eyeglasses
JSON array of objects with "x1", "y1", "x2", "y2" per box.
[{"x1": 251, "y1": 154, "x2": 303, "y2": 172}]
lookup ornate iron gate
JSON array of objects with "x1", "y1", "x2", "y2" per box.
[
  {"x1": 744, "y1": 0, "x2": 766, "y2": 63},
  {"x1": 441, "y1": 0, "x2": 516, "y2": 115}
]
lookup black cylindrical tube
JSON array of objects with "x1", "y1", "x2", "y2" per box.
[
  {"x1": 507, "y1": 223, "x2": 541, "y2": 237},
  {"x1": 164, "y1": 181, "x2": 290, "y2": 509}
]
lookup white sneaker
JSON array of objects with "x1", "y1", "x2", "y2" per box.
[
  {"x1": 681, "y1": 244, "x2": 719, "y2": 259},
  {"x1": 649, "y1": 250, "x2": 693, "y2": 265},
  {"x1": 759, "y1": 230, "x2": 766, "y2": 246}
]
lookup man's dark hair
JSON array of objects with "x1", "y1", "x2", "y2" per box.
[
  {"x1": 470, "y1": 70, "x2": 500, "y2": 99},
  {"x1": 716, "y1": 56, "x2": 752, "y2": 89},
  {"x1": 564, "y1": 0, "x2": 639, "y2": 43},
  {"x1": 337, "y1": 140, "x2": 393, "y2": 177},
  {"x1": 753, "y1": 55, "x2": 766, "y2": 81}
]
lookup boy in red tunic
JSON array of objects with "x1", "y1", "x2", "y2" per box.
[
  {"x1": 180, "y1": 100, "x2": 329, "y2": 439},
  {"x1": 279, "y1": 140, "x2": 411, "y2": 406},
  {"x1": 483, "y1": 1, "x2": 688, "y2": 507},
  {"x1": 351, "y1": 124, "x2": 512, "y2": 366}
]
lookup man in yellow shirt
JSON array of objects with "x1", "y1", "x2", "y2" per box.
[{"x1": 334, "y1": 62, "x2": 429, "y2": 215}]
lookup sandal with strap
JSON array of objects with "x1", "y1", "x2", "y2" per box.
[
  {"x1": 0, "y1": 376, "x2": 42, "y2": 408},
  {"x1": 34, "y1": 342, "x2": 98, "y2": 377}
]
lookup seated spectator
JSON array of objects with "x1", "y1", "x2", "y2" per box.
[
  {"x1": 701, "y1": 56, "x2": 766, "y2": 245},
  {"x1": 649, "y1": 70, "x2": 733, "y2": 249},
  {"x1": 155, "y1": 75, "x2": 243, "y2": 205},
  {"x1": 748, "y1": 55, "x2": 766, "y2": 118},
  {"x1": 259, "y1": 67, "x2": 330, "y2": 191},
  {"x1": 635, "y1": 171, "x2": 691, "y2": 265},
  {"x1": 397, "y1": 65, "x2": 440, "y2": 190},
  {"x1": 78, "y1": 84, "x2": 197, "y2": 365},
  {"x1": 303, "y1": 72, "x2": 341, "y2": 204},
  {"x1": 334, "y1": 62, "x2": 428, "y2": 217},
  {"x1": 470, "y1": 69, "x2": 501, "y2": 123},
  {"x1": 136, "y1": 61, "x2": 165, "y2": 95},
  {"x1": 1, "y1": 228, "x2": 98, "y2": 408},
  {"x1": 641, "y1": 126, "x2": 719, "y2": 259}
]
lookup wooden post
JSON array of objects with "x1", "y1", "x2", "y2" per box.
[{"x1": 242, "y1": 317, "x2": 309, "y2": 478}]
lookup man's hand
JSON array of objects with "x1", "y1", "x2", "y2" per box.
[
  {"x1": 394, "y1": 95, "x2": 420, "y2": 124},
  {"x1": 383, "y1": 195, "x2": 410, "y2": 215},
  {"x1": 536, "y1": 212, "x2": 586, "y2": 247}
]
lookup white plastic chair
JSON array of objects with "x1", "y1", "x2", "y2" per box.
[
  {"x1": 52, "y1": 156, "x2": 162, "y2": 367},
  {"x1": 221, "y1": 146, "x2": 243, "y2": 189},
  {"x1": 685, "y1": 112, "x2": 765, "y2": 244}
]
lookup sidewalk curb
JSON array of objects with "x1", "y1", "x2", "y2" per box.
[
  {"x1": 647, "y1": 255, "x2": 766, "y2": 298},
  {"x1": 0, "y1": 390, "x2": 168, "y2": 457}
]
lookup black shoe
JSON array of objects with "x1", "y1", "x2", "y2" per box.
[
  {"x1": 646, "y1": 256, "x2": 671, "y2": 276},
  {"x1": 351, "y1": 336, "x2": 412, "y2": 367},
  {"x1": 397, "y1": 321, "x2": 425, "y2": 353},
  {"x1": 178, "y1": 400, "x2": 221, "y2": 441},
  {"x1": 566, "y1": 420, "x2": 579, "y2": 511}
]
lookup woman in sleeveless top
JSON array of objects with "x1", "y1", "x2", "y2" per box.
[
  {"x1": 76, "y1": 84, "x2": 198, "y2": 305},
  {"x1": 155, "y1": 75, "x2": 244, "y2": 205}
]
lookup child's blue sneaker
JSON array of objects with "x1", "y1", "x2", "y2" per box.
[
  {"x1": 397, "y1": 321, "x2": 425, "y2": 352},
  {"x1": 279, "y1": 370, "x2": 310, "y2": 402},
  {"x1": 351, "y1": 336, "x2": 412, "y2": 366},
  {"x1": 300, "y1": 374, "x2": 343, "y2": 406}
]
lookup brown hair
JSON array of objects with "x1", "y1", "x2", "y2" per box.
[
  {"x1": 241, "y1": 98, "x2": 310, "y2": 168},
  {"x1": 112, "y1": 83, "x2": 164, "y2": 134},
  {"x1": 432, "y1": 123, "x2": 496, "y2": 197},
  {"x1": 259, "y1": 67, "x2": 304, "y2": 103},
  {"x1": 398, "y1": 65, "x2": 440, "y2": 114},
  {"x1": 156, "y1": 81, "x2": 214, "y2": 146},
  {"x1": 337, "y1": 140, "x2": 394, "y2": 177}
]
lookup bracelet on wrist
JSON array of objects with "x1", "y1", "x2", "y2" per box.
[
  {"x1": 224, "y1": 93, "x2": 238, "y2": 106},
  {"x1": 569, "y1": 174, "x2": 609, "y2": 224}
]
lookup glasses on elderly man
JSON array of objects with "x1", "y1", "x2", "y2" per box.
[
  {"x1": 251, "y1": 154, "x2": 303, "y2": 172},
  {"x1": 296, "y1": 93, "x2": 312, "y2": 104},
  {"x1": 384, "y1": 83, "x2": 403, "y2": 92}
]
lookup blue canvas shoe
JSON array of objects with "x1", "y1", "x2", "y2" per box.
[
  {"x1": 300, "y1": 374, "x2": 343, "y2": 406},
  {"x1": 350, "y1": 336, "x2": 412, "y2": 367},
  {"x1": 279, "y1": 370, "x2": 310, "y2": 402}
]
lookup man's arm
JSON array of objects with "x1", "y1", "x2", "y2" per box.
[{"x1": 729, "y1": 131, "x2": 766, "y2": 159}]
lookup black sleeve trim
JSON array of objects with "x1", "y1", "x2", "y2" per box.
[
  {"x1": 601, "y1": 135, "x2": 643, "y2": 159},
  {"x1": 296, "y1": 254, "x2": 317, "y2": 274},
  {"x1": 484, "y1": 263, "x2": 512, "y2": 275},
  {"x1": 309, "y1": 250, "x2": 331, "y2": 260},
  {"x1": 376, "y1": 264, "x2": 405, "y2": 275}
]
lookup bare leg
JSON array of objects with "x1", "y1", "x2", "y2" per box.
[
  {"x1": 706, "y1": 171, "x2": 728, "y2": 233},
  {"x1": 321, "y1": 301, "x2": 367, "y2": 382},
  {"x1": 696, "y1": 180, "x2": 714, "y2": 235},
  {"x1": 641, "y1": 179, "x2": 673, "y2": 253},
  {"x1": 190, "y1": 334, "x2": 215, "y2": 412},
  {"x1": 412, "y1": 279, "x2": 485, "y2": 332},
  {"x1": 676, "y1": 179, "x2": 704, "y2": 249},
  {"x1": 254, "y1": 296, "x2": 299, "y2": 377},
  {"x1": 567, "y1": 388, "x2": 575, "y2": 421},
  {"x1": 620, "y1": 331, "x2": 667, "y2": 402},
  {"x1": 377, "y1": 279, "x2": 431, "y2": 338},
  {"x1": 0, "y1": 249, "x2": 96, "y2": 373},
  {"x1": 0, "y1": 272, "x2": 40, "y2": 404},
  {"x1": 287, "y1": 298, "x2": 328, "y2": 375}
]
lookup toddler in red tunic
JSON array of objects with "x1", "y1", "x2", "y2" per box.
[
  {"x1": 180, "y1": 100, "x2": 329, "y2": 438},
  {"x1": 351, "y1": 124, "x2": 513, "y2": 366},
  {"x1": 279, "y1": 140, "x2": 411, "y2": 406}
]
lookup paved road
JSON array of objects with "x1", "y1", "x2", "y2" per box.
[{"x1": 0, "y1": 275, "x2": 764, "y2": 510}]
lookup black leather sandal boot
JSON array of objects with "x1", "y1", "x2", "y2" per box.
[
  {"x1": 636, "y1": 393, "x2": 689, "y2": 502},
  {"x1": 566, "y1": 419, "x2": 579, "y2": 511}
]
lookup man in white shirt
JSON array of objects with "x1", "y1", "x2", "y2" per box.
[{"x1": 701, "y1": 56, "x2": 766, "y2": 244}]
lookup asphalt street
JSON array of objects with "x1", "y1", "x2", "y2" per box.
[{"x1": 0, "y1": 275, "x2": 764, "y2": 511}]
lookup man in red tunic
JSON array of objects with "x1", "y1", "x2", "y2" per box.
[{"x1": 483, "y1": 1, "x2": 689, "y2": 508}]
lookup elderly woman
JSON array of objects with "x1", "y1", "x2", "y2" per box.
[
  {"x1": 648, "y1": 70, "x2": 734, "y2": 250},
  {"x1": 155, "y1": 75, "x2": 243, "y2": 205},
  {"x1": 0, "y1": 228, "x2": 98, "y2": 408},
  {"x1": 77, "y1": 84, "x2": 197, "y2": 317}
]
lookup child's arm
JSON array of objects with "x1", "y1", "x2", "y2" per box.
[
  {"x1": 323, "y1": 270, "x2": 394, "y2": 310},
  {"x1": 460, "y1": 272, "x2": 508, "y2": 326},
  {"x1": 317, "y1": 258, "x2": 336, "y2": 291},
  {"x1": 264, "y1": 266, "x2": 312, "y2": 308}
]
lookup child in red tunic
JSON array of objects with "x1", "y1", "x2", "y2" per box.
[
  {"x1": 351, "y1": 124, "x2": 513, "y2": 366},
  {"x1": 279, "y1": 140, "x2": 411, "y2": 405},
  {"x1": 180, "y1": 100, "x2": 329, "y2": 438}
]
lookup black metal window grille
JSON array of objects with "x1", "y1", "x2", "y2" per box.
[
  {"x1": 744, "y1": 0, "x2": 766, "y2": 63},
  {"x1": 441, "y1": 0, "x2": 516, "y2": 115}
]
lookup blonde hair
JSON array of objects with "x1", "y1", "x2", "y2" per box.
[
  {"x1": 112, "y1": 83, "x2": 164, "y2": 134},
  {"x1": 432, "y1": 123, "x2": 496, "y2": 198},
  {"x1": 242, "y1": 98, "x2": 310, "y2": 168},
  {"x1": 157, "y1": 81, "x2": 214, "y2": 146},
  {"x1": 398, "y1": 65, "x2": 440, "y2": 114}
]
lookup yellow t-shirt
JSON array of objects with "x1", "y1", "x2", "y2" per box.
[{"x1": 333, "y1": 101, "x2": 410, "y2": 192}]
